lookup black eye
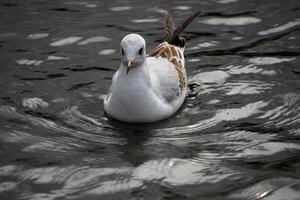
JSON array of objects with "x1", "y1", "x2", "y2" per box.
[
  {"x1": 138, "y1": 47, "x2": 143, "y2": 55},
  {"x1": 121, "y1": 48, "x2": 125, "y2": 56}
]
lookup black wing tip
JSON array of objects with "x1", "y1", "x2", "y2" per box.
[
  {"x1": 172, "y1": 36, "x2": 186, "y2": 48},
  {"x1": 194, "y1": 10, "x2": 205, "y2": 16}
]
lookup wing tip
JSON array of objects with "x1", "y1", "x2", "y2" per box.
[{"x1": 163, "y1": 10, "x2": 204, "y2": 47}]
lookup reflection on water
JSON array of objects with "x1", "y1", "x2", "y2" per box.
[
  {"x1": 0, "y1": 0, "x2": 300, "y2": 199},
  {"x1": 258, "y1": 19, "x2": 300, "y2": 35},
  {"x1": 50, "y1": 37, "x2": 83, "y2": 46},
  {"x1": 199, "y1": 16, "x2": 261, "y2": 26}
]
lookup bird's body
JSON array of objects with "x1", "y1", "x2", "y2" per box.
[
  {"x1": 104, "y1": 11, "x2": 201, "y2": 123},
  {"x1": 104, "y1": 43, "x2": 187, "y2": 123}
]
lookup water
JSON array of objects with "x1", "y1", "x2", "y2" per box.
[{"x1": 0, "y1": 0, "x2": 300, "y2": 199}]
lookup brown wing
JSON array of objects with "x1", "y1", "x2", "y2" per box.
[{"x1": 147, "y1": 42, "x2": 186, "y2": 94}]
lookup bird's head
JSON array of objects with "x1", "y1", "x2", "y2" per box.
[{"x1": 120, "y1": 33, "x2": 146, "y2": 74}]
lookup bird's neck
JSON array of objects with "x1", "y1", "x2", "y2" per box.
[{"x1": 119, "y1": 61, "x2": 151, "y2": 86}]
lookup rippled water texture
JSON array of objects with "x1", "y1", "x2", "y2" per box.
[{"x1": 1, "y1": 0, "x2": 300, "y2": 199}]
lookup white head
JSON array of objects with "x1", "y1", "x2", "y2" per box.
[{"x1": 120, "y1": 33, "x2": 146, "y2": 73}]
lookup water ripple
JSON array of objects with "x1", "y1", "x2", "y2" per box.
[
  {"x1": 199, "y1": 16, "x2": 261, "y2": 26},
  {"x1": 248, "y1": 57, "x2": 295, "y2": 65},
  {"x1": 0, "y1": 182, "x2": 17, "y2": 193},
  {"x1": 77, "y1": 36, "x2": 111, "y2": 45},
  {"x1": 155, "y1": 101, "x2": 269, "y2": 134},
  {"x1": 131, "y1": 18, "x2": 159, "y2": 23},
  {"x1": 173, "y1": 6, "x2": 191, "y2": 11},
  {"x1": 133, "y1": 157, "x2": 241, "y2": 196},
  {"x1": 17, "y1": 58, "x2": 43, "y2": 66},
  {"x1": 0, "y1": 105, "x2": 124, "y2": 145},
  {"x1": 47, "y1": 55, "x2": 69, "y2": 60},
  {"x1": 217, "y1": 0, "x2": 239, "y2": 4},
  {"x1": 50, "y1": 37, "x2": 82, "y2": 47},
  {"x1": 259, "y1": 93, "x2": 300, "y2": 127},
  {"x1": 27, "y1": 33, "x2": 49, "y2": 39},
  {"x1": 223, "y1": 80, "x2": 273, "y2": 95},
  {"x1": 258, "y1": 19, "x2": 300, "y2": 35},
  {"x1": 110, "y1": 6, "x2": 131, "y2": 12},
  {"x1": 229, "y1": 178, "x2": 298, "y2": 200},
  {"x1": 226, "y1": 64, "x2": 277, "y2": 75},
  {"x1": 22, "y1": 98, "x2": 49, "y2": 110},
  {"x1": 98, "y1": 49, "x2": 116, "y2": 56}
]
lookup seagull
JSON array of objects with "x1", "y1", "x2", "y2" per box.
[{"x1": 104, "y1": 11, "x2": 201, "y2": 123}]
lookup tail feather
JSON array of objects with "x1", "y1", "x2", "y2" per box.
[
  {"x1": 164, "y1": 11, "x2": 203, "y2": 47},
  {"x1": 164, "y1": 12, "x2": 175, "y2": 42}
]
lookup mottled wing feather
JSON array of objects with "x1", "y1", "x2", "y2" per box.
[{"x1": 147, "y1": 42, "x2": 186, "y2": 95}]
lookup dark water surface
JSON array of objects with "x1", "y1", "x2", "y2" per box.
[{"x1": 1, "y1": 0, "x2": 300, "y2": 199}]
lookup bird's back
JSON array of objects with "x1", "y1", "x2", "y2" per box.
[{"x1": 147, "y1": 42, "x2": 187, "y2": 104}]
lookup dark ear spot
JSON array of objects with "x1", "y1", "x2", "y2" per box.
[
  {"x1": 138, "y1": 47, "x2": 143, "y2": 55},
  {"x1": 121, "y1": 48, "x2": 125, "y2": 56}
]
